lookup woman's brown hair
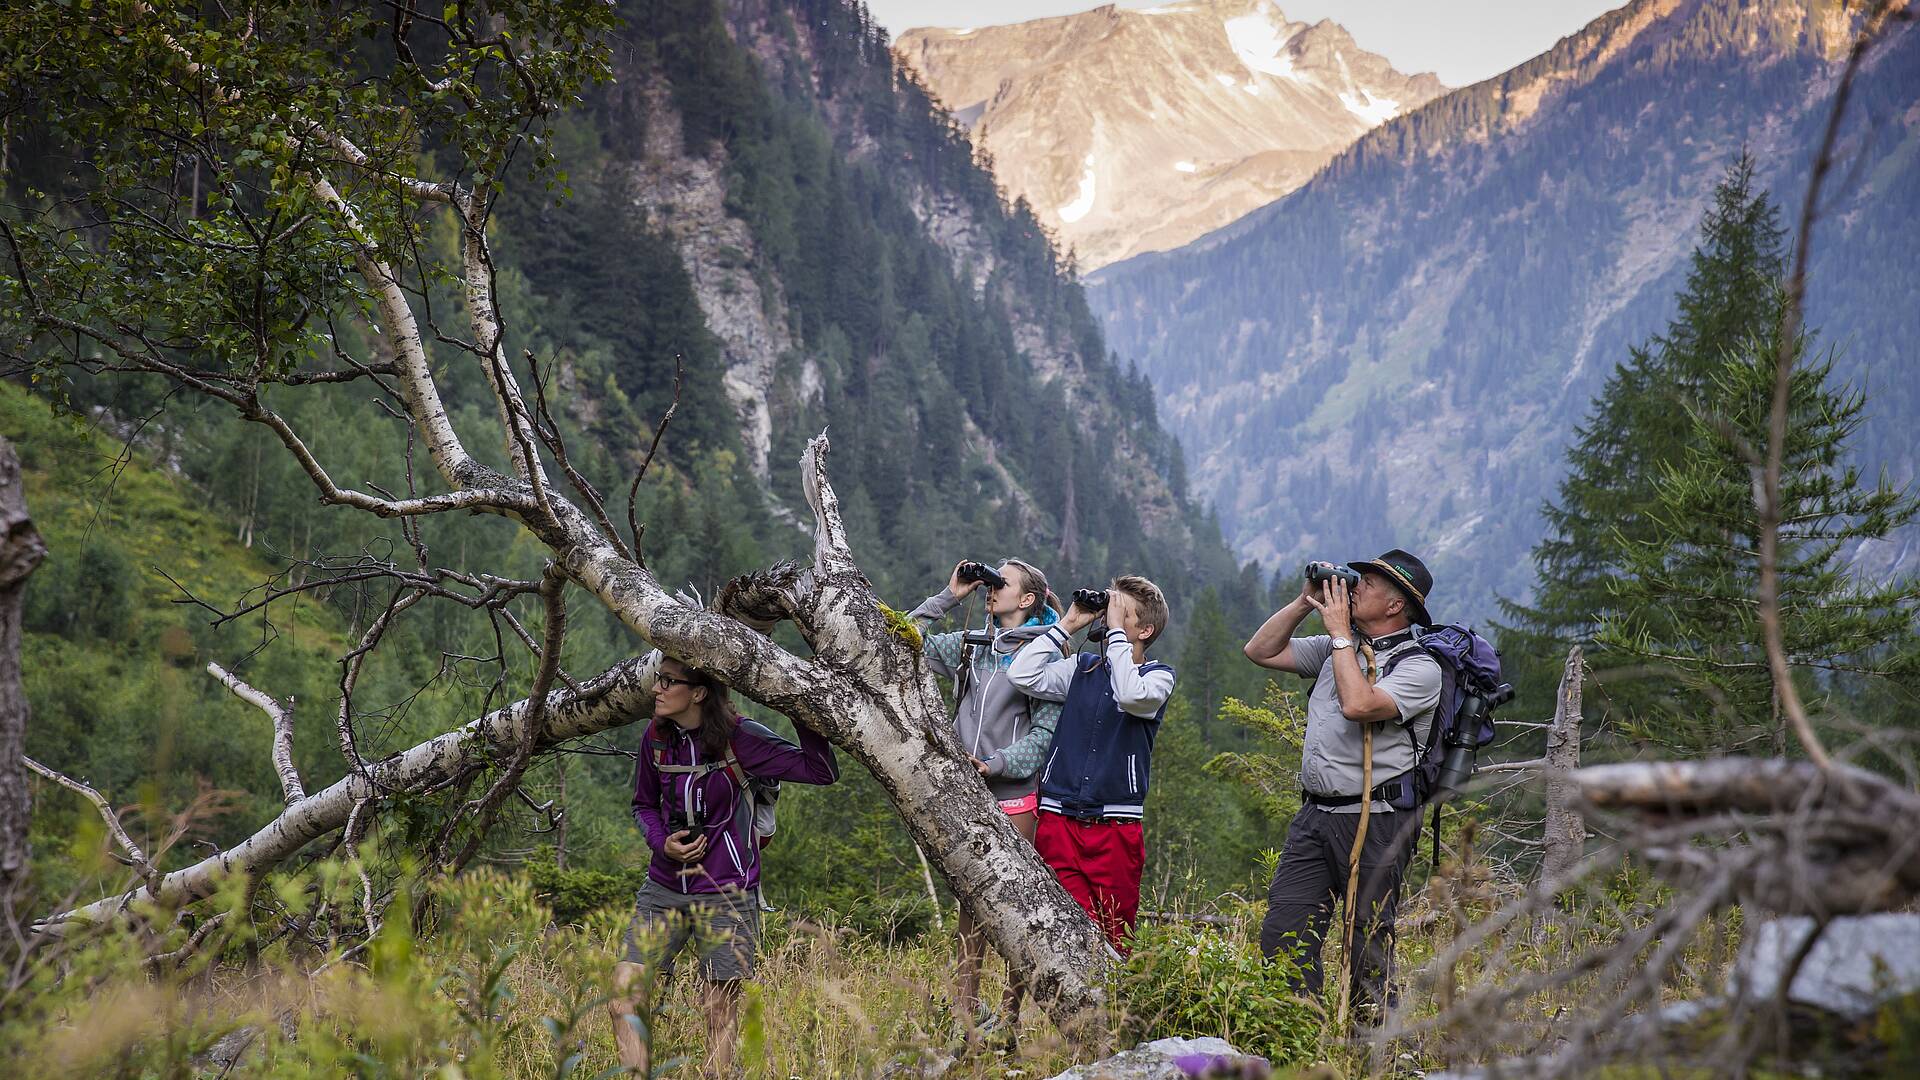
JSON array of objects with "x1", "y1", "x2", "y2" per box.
[{"x1": 660, "y1": 661, "x2": 738, "y2": 760}]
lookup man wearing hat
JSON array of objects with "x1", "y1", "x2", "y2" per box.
[{"x1": 1241, "y1": 549, "x2": 1442, "y2": 1019}]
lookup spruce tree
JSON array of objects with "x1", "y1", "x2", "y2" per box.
[
  {"x1": 1504, "y1": 153, "x2": 1787, "y2": 652},
  {"x1": 1598, "y1": 330, "x2": 1919, "y2": 754},
  {"x1": 1504, "y1": 153, "x2": 1920, "y2": 753}
]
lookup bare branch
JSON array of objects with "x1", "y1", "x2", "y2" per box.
[
  {"x1": 1478, "y1": 757, "x2": 1549, "y2": 775},
  {"x1": 525, "y1": 348, "x2": 634, "y2": 562},
  {"x1": 450, "y1": 562, "x2": 569, "y2": 872},
  {"x1": 1753, "y1": 1, "x2": 1911, "y2": 772},
  {"x1": 627, "y1": 355, "x2": 682, "y2": 564},
  {"x1": 22, "y1": 757, "x2": 160, "y2": 896},
  {"x1": 207, "y1": 662, "x2": 304, "y2": 804},
  {"x1": 337, "y1": 588, "x2": 430, "y2": 781},
  {"x1": 41, "y1": 652, "x2": 664, "y2": 928},
  {"x1": 801, "y1": 431, "x2": 856, "y2": 576}
]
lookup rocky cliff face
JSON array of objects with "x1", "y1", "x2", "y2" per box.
[
  {"x1": 1089, "y1": 0, "x2": 1920, "y2": 620},
  {"x1": 724, "y1": 0, "x2": 1202, "y2": 554},
  {"x1": 894, "y1": 0, "x2": 1444, "y2": 270},
  {"x1": 571, "y1": 0, "x2": 1238, "y2": 593},
  {"x1": 622, "y1": 83, "x2": 812, "y2": 481}
]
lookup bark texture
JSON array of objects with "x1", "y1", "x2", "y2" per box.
[
  {"x1": 1540, "y1": 646, "x2": 1585, "y2": 884},
  {"x1": 11, "y1": 26, "x2": 1116, "y2": 1028},
  {"x1": 0, "y1": 436, "x2": 46, "y2": 888},
  {"x1": 48, "y1": 653, "x2": 662, "y2": 925},
  {"x1": 1573, "y1": 756, "x2": 1920, "y2": 915}
]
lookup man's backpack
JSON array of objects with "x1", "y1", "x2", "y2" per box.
[
  {"x1": 649, "y1": 719, "x2": 791, "y2": 849},
  {"x1": 1380, "y1": 624, "x2": 1505, "y2": 809}
]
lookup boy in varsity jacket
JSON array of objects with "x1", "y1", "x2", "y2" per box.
[{"x1": 1007, "y1": 575, "x2": 1175, "y2": 952}]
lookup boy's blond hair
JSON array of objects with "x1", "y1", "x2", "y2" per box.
[{"x1": 1111, "y1": 575, "x2": 1170, "y2": 651}]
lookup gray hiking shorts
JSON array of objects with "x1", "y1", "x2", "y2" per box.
[{"x1": 622, "y1": 879, "x2": 761, "y2": 982}]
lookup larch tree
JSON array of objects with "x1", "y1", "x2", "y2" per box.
[{"x1": 0, "y1": 0, "x2": 1112, "y2": 1031}]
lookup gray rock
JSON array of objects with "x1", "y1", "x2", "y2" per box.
[
  {"x1": 1737, "y1": 913, "x2": 1920, "y2": 1019},
  {"x1": 1044, "y1": 1036, "x2": 1267, "y2": 1080}
]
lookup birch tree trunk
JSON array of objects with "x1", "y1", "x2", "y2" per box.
[
  {"x1": 1540, "y1": 646, "x2": 1585, "y2": 884},
  {"x1": 0, "y1": 437, "x2": 46, "y2": 890},
  {"x1": 6, "y1": 7, "x2": 1115, "y2": 1033}
]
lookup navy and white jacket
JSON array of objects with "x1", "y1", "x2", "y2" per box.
[{"x1": 1008, "y1": 626, "x2": 1177, "y2": 820}]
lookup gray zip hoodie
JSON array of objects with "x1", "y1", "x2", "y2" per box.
[{"x1": 909, "y1": 588, "x2": 1063, "y2": 804}]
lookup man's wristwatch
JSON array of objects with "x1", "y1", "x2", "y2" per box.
[{"x1": 1330, "y1": 637, "x2": 1354, "y2": 651}]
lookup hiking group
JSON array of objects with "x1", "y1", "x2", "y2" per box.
[{"x1": 610, "y1": 548, "x2": 1507, "y2": 1074}]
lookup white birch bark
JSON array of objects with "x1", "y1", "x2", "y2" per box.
[
  {"x1": 23, "y1": 25, "x2": 1118, "y2": 1028},
  {"x1": 47, "y1": 652, "x2": 662, "y2": 926}
]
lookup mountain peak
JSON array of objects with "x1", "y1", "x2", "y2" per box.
[{"x1": 894, "y1": 3, "x2": 1444, "y2": 269}]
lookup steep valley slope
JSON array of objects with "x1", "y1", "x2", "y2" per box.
[{"x1": 1089, "y1": 0, "x2": 1920, "y2": 622}]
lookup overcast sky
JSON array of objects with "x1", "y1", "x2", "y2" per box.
[{"x1": 863, "y1": 1, "x2": 1624, "y2": 88}]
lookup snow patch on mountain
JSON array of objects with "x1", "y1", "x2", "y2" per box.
[
  {"x1": 1224, "y1": 4, "x2": 1302, "y2": 82},
  {"x1": 894, "y1": 2, "x2": 1446, "y2": 268},
  {"x1": 1340, "y1": 88, "x2": 1399, "y2": 123},
  {"x1": 1058, "y1": 155, "x2": 1097, "y2": 223}
]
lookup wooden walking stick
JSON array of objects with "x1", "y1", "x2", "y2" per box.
[{"x1": 1334, "y1": 642, "x2": 1379, "y2": 1032}]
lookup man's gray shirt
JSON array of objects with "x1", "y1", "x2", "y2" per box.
[{"x1": 1290, "y1": 634, "x2": 1443, "y2": 814}]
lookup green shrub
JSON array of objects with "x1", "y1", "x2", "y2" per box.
[
  {"x1": 521, "y1": 853, "x2": 651, "y2": 926},
  {"x1": 24, "y1": 538, "x2": 137, "y2": 641},
  {"x1": 1115, "y1": 921, "x2": 1322, "y2": 1065}
]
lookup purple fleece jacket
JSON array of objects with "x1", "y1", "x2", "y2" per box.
[{"x1": 631, "y1": 717, "x2": 838, "y2": 894}]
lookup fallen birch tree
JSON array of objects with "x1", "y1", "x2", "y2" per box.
[{"x1": 0, "y1": 0, "x2": 1113, "y2": 1031}]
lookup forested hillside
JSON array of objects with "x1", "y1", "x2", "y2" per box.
[
  {"x1": 7, "y1": 1, "x2": 1920, "y2": 1076},
  {"x1": 1089, "y1": 0, "x2": 1920, "y2": 622},
  {"x1": 5, "y1": 0, "x2": 1280, "y2": 919}
]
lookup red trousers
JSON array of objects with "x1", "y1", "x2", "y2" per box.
[{"x1": 1035, "y1": 810, "x2": 1144, "y2": 953}]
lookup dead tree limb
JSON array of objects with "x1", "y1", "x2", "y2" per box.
[
  {"x1": 1573, "y1": 757, "x2": 1920, "y2": 915},
  {"x1": 208, "y1": 662, "x2": 305, "y2": 804},
  {"x1": 22, "y1": 757, "x2": 161, "y2": 898},
  {"x1": 8, "y1": 5, "x2": 1115, "y2": 1035},
  {"x1": 1541, "y1": 646, "x2": 1586, "y2": 884},
  {"x1": 39, "y1": 652, "x2": 662, "y2": 928}
]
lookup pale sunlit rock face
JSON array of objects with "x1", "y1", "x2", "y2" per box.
[{"x1": 894, "y1": 0, "x2": 1444, "y2": 270}]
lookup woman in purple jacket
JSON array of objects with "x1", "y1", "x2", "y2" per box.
[{"x1": 608, "y1": 656, "x2": 839, "y2": 1078}]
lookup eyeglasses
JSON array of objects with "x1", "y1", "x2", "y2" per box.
[{"x1": 655, "y1": 674, "x2": 697, "y2": 689}]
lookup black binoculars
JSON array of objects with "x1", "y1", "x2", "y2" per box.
[
  {"x1": 957, "y1": 561, "x2": 1007, "y2": 589},
  {"x1": 1304, "y1": 561, "x2": 1361, "y2": 589},
  {"x1": 679, "y1": 798, "x2": 707, "y2": 837},
  {"x1": 1072, "y1": 587, "x2": 1109, "y2": 611}
]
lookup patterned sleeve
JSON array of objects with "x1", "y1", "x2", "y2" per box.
[
  {"x1": 908, "y1": 589, "x2": 966, "y2": 678},
  {"x1": 922, "y1": 630, "x2": 966, "y2": 678},
  {"x1": 983, "y1": 697, "x2": 1061, "y2": 779}
]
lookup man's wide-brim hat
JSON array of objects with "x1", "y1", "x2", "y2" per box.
[{"x1": 1347, "y1": 549, "x2": 1434, "y2": 627}]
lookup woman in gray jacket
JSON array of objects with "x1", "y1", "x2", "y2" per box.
[{"x1": 909, "y1": 558, "x2": 1061, "y2": 1045}]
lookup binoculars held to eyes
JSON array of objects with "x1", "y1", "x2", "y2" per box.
[
  {"x1": 1072, "y1": 588, "x2": 1109, "y2": 612},
  {"x1": 957, "y1": 561, "x2": 1008, "y2": 589},
  {"x1": 1304, "y1": 562, "x2": 1362, "y2": 590}
]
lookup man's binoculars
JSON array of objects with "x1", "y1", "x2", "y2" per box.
[
  {"x1": 1436, "y1": 683, "x2": 1516, "y2": 795},
  {"x1": 1071, "y1": 588, "x2": 1109, "y2": 611},
  {"x1": 1304, "y1": 562, "x2": 1362, "y2": 589},
  {"x1": 957, "y1": 561, "x2": 1007, "y2": 589}
]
